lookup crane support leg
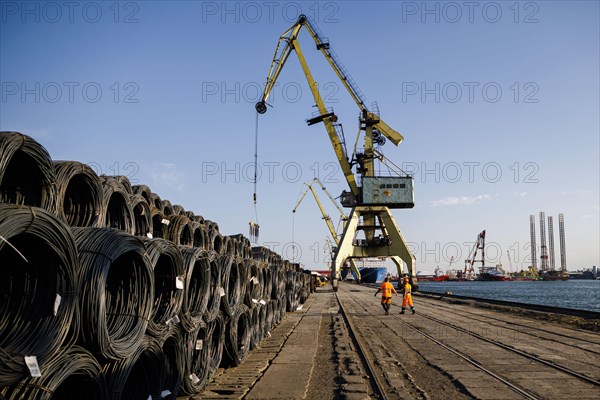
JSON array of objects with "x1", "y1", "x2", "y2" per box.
[{"x1": 331, "y1": 206, "x2": 417, "y2": 291}]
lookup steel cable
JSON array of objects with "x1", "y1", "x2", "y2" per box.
[
  {"x1": 181, "y1": 322, "x2": 211, "y2": 394},
  {"x1": 160, "y1": 327, "x2": 185, "y2": 398},
  {"x1": 179, "y1": 247, "x2": 212, "y2": 332},
  {"x1": 220, "y1": 255, "x2": 242, "y2": 317},
  {"x1": 150, "y1": 207, "x2": 168, "y2": 239},
  {"x1": 203, "y1": 252, "x2": 223, "y2": 324},
  {"x1": 132, "y1": 184, "x2": 152, "y2": 205},
  {"x1": 141, "y1": 238, "x2": 185, "y2": 339},
  {"x1": 172, "y1": 205, "x2": 185, "y2": 215},
  {"x1": 161, "y1": 200, "x2": 174, "y2": 216},
  {"x1": 209, "y1": 230, "x2": 223, "y2": 254},
  {"x1": 104, "y1": 336, "x2": 165, "y2": 400},
  {"x1": 245, "y1": 262, "x2": 262, "y2": 308},
  {"x1": 98, "y1": 177, "x2": 134, "y2": 234},
  {"x1": 130, "y1": 194, "x2": 152, "y2": 238},
  {"x1": 206, "y1": 313, "x2": 226, "y2": 379},
  {"x1": 0, "y1": 131, "x2": 56, "y2": 213},
  {"x1": 0, "y1": 345, "x2": 107, "y2": 400},
  {"x1": 222, "y1": 305, "x2": 251, "y2": 368},
  {"x1": 53, "y1": 161, "x2": 103, "y2": 227},
  {"x1": 167, "y1": 215, "x2": 193, "y2": 246},
  {"x1": 0, "y1": 204, "x2": 78, "y2": 386},
  {"x1": 71, "y1": 227, "x2": 153, "y2": 360},
  {"x1": 249, "y1": 305, "x2": 261, "y2": 350}
]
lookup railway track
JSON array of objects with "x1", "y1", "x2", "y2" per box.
[
  {"x1": 336, "y1": 284, "x2": 600, "y2": 400},
  {"x1": 415, "y1": 297, "x2": 600, "y2": 355}
]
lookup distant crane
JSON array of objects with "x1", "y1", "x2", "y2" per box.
[
  {"x1": 507, "y1": 250, "x2": 513, "y2": 273},
  {"x1": 292, "y1": 178, "x2": 360, "y2": 279},
  {"x1": 464, "y1": 230, "x2": 485, "y2": 280}
]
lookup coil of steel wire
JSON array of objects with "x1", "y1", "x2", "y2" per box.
[
  {"x1": 71, "y1": 227, "x2": 153, "y2": 360},
  {"x1": 167, "y1": 215, "x2": 193, "y2": 246},
  {"x1": 0, "y1": 132, "x2": 57, "y2": 213},
  {"x1": 148, "y1": 192, "x2": 163, "y2": 211},
  {"x1": 279, "y1": 296, "x2": 285, "y2": 320},
  {"x1": 265, "y1": 300, "x2": 275, "y2": 335},
  {"x1": 220, "y1": 255, "x2": 242, "y2": 317},
  {"x1": 104, "y1": 336, "x2": 165, "y2": 400},
  {"x1": 271, "y1": 266, "x2": 285, "y2": 301},
  {"x1": 189, "y1": 222, "x2": 206, "y2": 249},
  {"x1": 161, "y1": 327, "x2": 185, "y2": 398},
  {"x1": 179, "y1": 247, "x2": 212, "y2": 332},
  {"x1": 249, "y1": 305, "x2": 261, "y2": 350},
  {"x1": 0, "y1": 204, "x2": 78, "y2": 386},
  {"x1": 150, "y1": 207, "x2": 168, "y2": 239},
  {"x1": 110, "y1": 175, "x2": 133, "y2": 195},
  {"x1": 209, "y1": 229, "x2": 223, "y2": 254},
  {"x1": 222, "y1": 304, "x2": 251, "y2": 368},
  {"x1": 181, "y1": 322, "x2": 211, "y2": 394},
  {"x1": 206, "y1": 313, "x2": 226, "y2": 379},
  {"x1": 172, "y1": 204, "x2": 185, "y2": 215},
  {"x1": 244, "y1": 261, "x2": 261, "y2": 309},
  {"x1": 98, "y1": 177, "x2": 134, "y2": 234},
  {"x1": 258, "y1": 302, "x2": 267, "y2": 340},
  {"x1": 141, "y1": 238, "x2": 185, "y2": 339},
  {"x1": 161, "y1": 200, "x2": 174, "y2": 216},
  {"x1": 0, "y1": 345, "x2": 107, "y2": 400},
  {"x1": 132, "y1": 184, "x2": 152, "y2": 205},
  {"x1": 203, "y1": 251, "x2": 223, "y2": 324},
  {"x1": 53, "y1": 161, "x2": 103, "y2": 227},
  {"x1": 191, "y1": 214, "x2": 204, "y2": 224},
  {"x1": 130, "y1": 194, "x2": 152, "y2": 237}
]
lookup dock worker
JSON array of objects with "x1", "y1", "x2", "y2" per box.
[
  {"x1": 374, "y1": 277, "x2": 397, "y2": 315},
  {"x1": 399, "y1": 276, "x2": 415, "y2": 315}
]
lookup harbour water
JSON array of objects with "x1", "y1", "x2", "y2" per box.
[{"x1": 418, "y1": 280, "x2": 600, "y2": 312}]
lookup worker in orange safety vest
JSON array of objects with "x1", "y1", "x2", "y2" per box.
[
  {"x1": 399, "y1": 276, "x2": 416, "y2": 315},
  {"x1": 374, "y1": 277, "x2": 397, "y2": 315}
]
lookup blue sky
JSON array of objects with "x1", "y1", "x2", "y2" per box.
[{"x1": 1, "y1": 1, "x2": 598, "y2": 273}]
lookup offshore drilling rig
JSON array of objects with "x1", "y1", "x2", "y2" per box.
[{"x1": 255, "y1": 15, "x2": 417, "y2": 290}]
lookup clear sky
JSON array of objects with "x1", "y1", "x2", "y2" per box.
[{"x1": 1, "y1": 1, "x2": 598, "y2": 273}]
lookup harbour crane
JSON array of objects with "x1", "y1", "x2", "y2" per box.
[
  {"x1": 292, "y1": 178, "x2": 360, "y2": 279},
  {"x1": 464, "y1": 230, "x2": 486, "y2": 280},
  {"x1": 256, "y1": 15, "x2": 417, "y2": 290}
]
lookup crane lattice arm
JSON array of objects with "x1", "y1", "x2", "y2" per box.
[
  {"x1": 256, "y1": 14, "x2": 404, "y2": 199},
  {"x1": 292, "y1": 178, "x2": 345, "y2": 243}
]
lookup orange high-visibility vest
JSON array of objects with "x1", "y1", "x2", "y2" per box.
[{"x1": 380, "y1": 282, "x2": 394, "y2": 297}]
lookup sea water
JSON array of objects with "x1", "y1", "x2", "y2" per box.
[{"x1": 417, "y1": 280, "x2": 600, "y2": 312}]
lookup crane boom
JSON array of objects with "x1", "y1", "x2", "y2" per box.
[
  {"x1": 256, "y1": 14, "x2": 406, "y2": 200},
  {"x1": 292, "y1": 179, "x2": 339, "y2": 242}
]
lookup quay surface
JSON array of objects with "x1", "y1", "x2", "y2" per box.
[{"x1": 182, "y1": 283, "x2": 600, "y2": 400}]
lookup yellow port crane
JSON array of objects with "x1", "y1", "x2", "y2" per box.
[
  {"x1": 256, "y1": 14, "x2": 417, "y2": 290},
  {"x1": 292, "y1": 178, "x2": 360, "y2": 279}
]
